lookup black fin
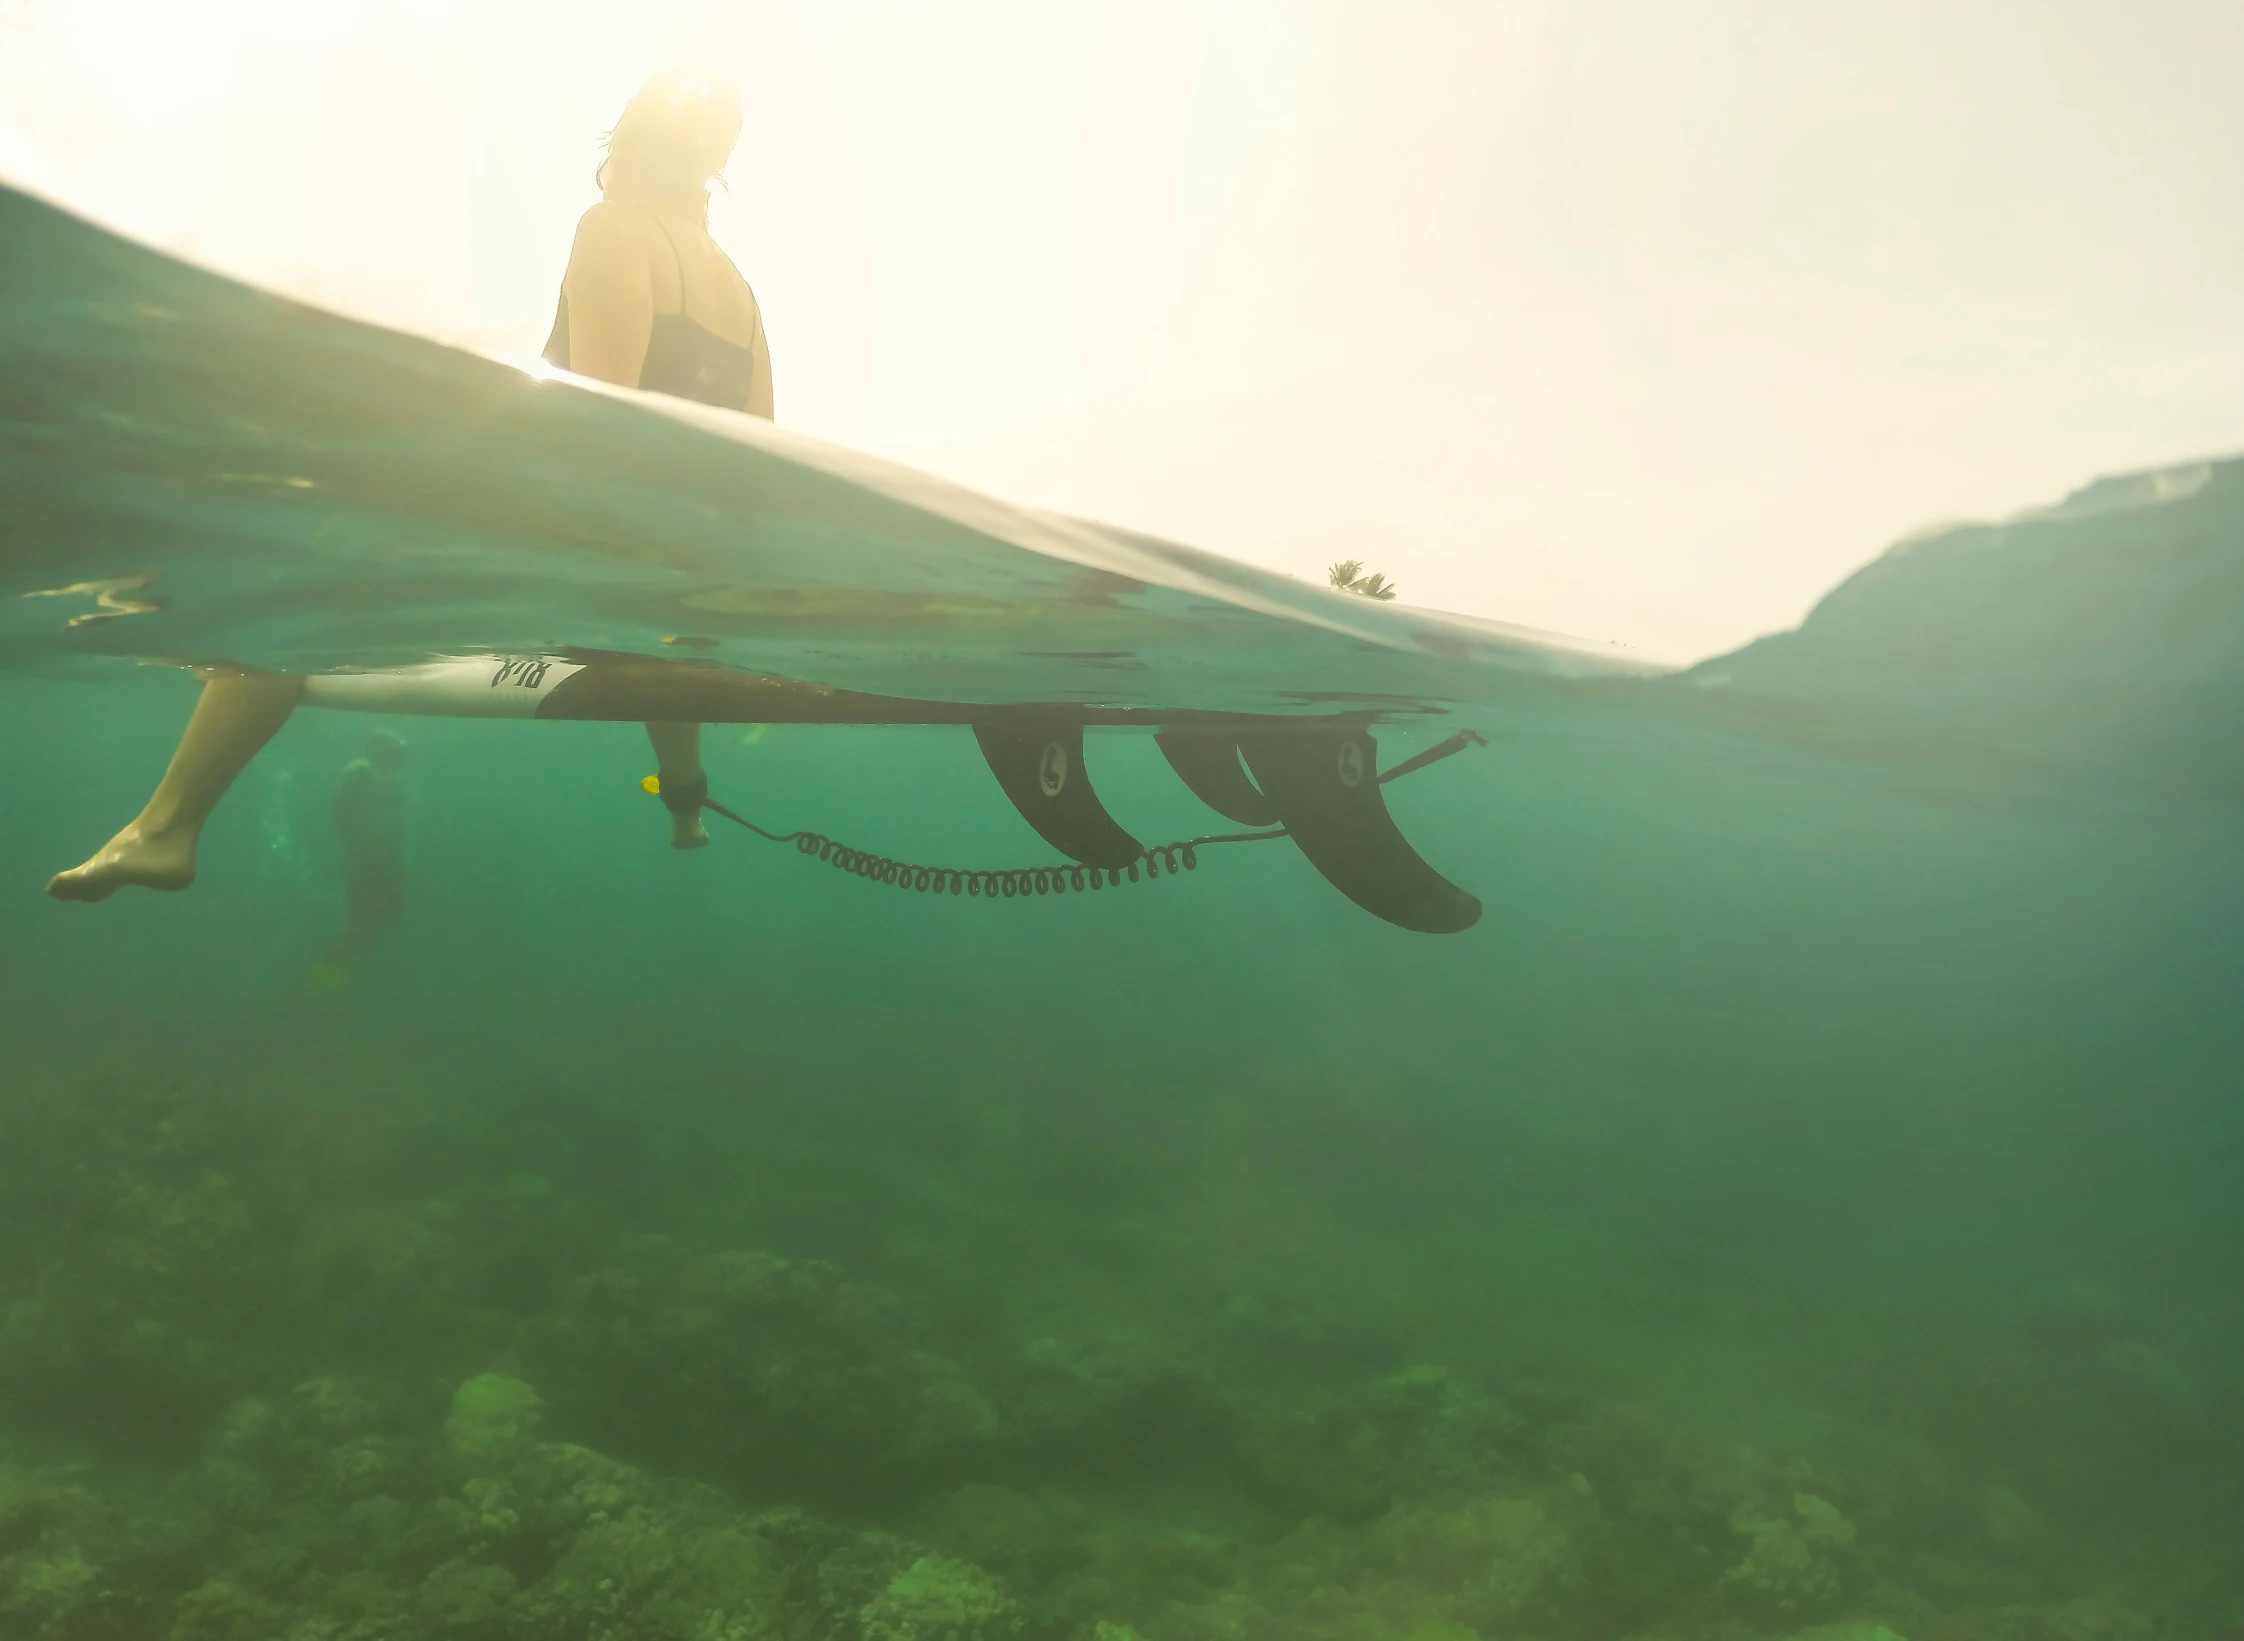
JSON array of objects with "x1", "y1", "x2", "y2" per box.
[
  {"x1": 1155, "y1": 731, "x2": 1280, "y2": 826},
  {"x1": 973, "y1": 724, "x2": 1144, "y2": 870},
  {"x1": 1237, "y1": 729, "x2": 1482, "y2": 934}
]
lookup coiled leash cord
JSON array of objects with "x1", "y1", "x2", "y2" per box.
[{"x1": 642, "y1": 729, "x2": 1485, "y2": 901}]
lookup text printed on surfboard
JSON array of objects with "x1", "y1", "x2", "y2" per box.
[{"x1": 300, "y1": 655, "x2": 588, "y2": 718}]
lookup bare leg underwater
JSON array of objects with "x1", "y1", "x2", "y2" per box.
[
  {"x1": 49, "y1": 664, "x2": 709, "y2": 900},
  {"x1": 47, "y1": 670, "x2": 302, "y2": 901},
  {"x1": 645, "y1": 720, "x2": 708, "y2": 850}
]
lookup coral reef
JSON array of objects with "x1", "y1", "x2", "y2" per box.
[
  {"x1": 1228, "y1": 1363, "x2": 1529, "y2": 1521},
  {"x1": 857, "y1": 1554, "x2": 1025, "y2": 1641},
  {"x1": 1722, "y1": 1493, "x2": 1855, "y2": 1620},
  {"x1": 0, "y1": 1059, "x2": 2232, "y2": 1641},
  {"x1": 530, "y1": 1240, "x2": 1000, "y2": 1504},
  {"x1": 444, "y1": 1375, "x2": 544, "y2": 1458}
]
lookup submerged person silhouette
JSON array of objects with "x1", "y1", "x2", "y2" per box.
[
  {"x1": 315, "y1": 731, "x2": 407, "y2": 981},
  {"x1": 46, "y1": 73, "x2": 773, "y2": 902}
]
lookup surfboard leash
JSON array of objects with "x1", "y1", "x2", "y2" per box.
[{"x1": 641, "y1": 729, "x2": 1485, "y2": 903}]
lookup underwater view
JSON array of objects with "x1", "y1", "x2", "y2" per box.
[{"x1": 4, "y1": 178, "x2": 2243, "y2": 1641}]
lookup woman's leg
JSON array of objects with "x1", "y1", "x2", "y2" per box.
[
  {"x1": 48, "y1": 670, "x2": 303, "y2": 901},
  {"x1": 644, "y1": 720, "x2": 708, "y2": 850}
]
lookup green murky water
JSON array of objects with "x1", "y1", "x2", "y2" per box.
[{"x1": 3, "y1": 185, "x2": 2240, "y2": 1641}]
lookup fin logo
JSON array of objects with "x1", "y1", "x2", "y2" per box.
[
  {"x1": 1037, "y1": 741, "x2": 1069, "y2": 798},
  {"x1": 1335, "y1": 739, "x2": 1366, "y2": 789}
]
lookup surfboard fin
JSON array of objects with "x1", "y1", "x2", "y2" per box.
[
  {"x1": 973, "y1": 724, "x2": 1145, "y2": 870},
  {"x1": 1235, "y1": 728, "x2": 1482, "y2": 934},
  {"x1": 1155, "y1": 730, "x2": 1281, "y2": 826}
]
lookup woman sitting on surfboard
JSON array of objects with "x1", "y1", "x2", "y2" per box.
[{"x1": 48, "y1": 73, "x2": 769, "y2": 902}]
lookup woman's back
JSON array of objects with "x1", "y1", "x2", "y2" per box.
[{"x1": 543, "y1": 197, "x2": 773, "y2": 418}]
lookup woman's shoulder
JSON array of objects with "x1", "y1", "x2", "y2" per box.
[
  {"x1": 571, "y1": 198, "x2": 652, "y2": 252},
  {"x1": 564, "y1": 200, "x2": 665, "y2": 295}
]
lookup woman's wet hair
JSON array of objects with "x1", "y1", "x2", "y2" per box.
[{"x1": 598, "y1": 74, "x2": 744, "y2": 210}]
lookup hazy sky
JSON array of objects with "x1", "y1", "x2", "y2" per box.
[{"x1": 3, "y1": 0, "x2": 2239, "y2": 660}]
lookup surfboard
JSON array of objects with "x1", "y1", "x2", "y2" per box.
[{"x1": 297, "y1": 649, "x2": 1482, "y2": 934}]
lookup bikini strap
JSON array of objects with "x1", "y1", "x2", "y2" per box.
[{"x1": 639, "y1": 204, "x2": 690, "y2": 310}]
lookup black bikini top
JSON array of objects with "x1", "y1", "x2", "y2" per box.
[{"x1": 542, "y1": 207, "x2": 760, "y2": 414}]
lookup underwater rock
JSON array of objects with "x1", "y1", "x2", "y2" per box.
[
  {"x1": 194, "y1": 1398, "x2": 283, "y2": 1524},
  {"x1": 1943, "y1": 1289, "x2": 2218, "y2": 1543},
  {"x1": 856, "y1": 1553, "x2": 1025, "y2": 1641},
  {"x1": 1000, "y1": 1327, "x2": 1229, "y2": 1473},
  {"x1": 531, "y1": 1241, "x2": 999, "y2": 1502},
  {"x1": 418, "y1": 1555, "x2": 519, "y2": 1635},
  {"x1": 7, "y1": 1339, "x2": 1036, "y2": 1641},
  {"x1": 168, "y1": 1576, "x2": 287, "y2": 1640},
  {"x1": 1968, "y1": 1597, "x2": 2160, "y2": 1641},
  {"x1": 505, "y1": 1509, "x2": 789, "y2": 1641},
  {"x1": 1228, "y1": 1364, "x2": 1527, "y2": 1521},
  {"x1": 0, "y1": 1345, "x2": 2213, "y2": 1641},
  {"x1": 0, "y1": 1039, "x2": 2228, "y2": 1636},
  {"x1": 445, "y1": 1373, "x2": 545, "y2": 1456},
  {"x1": 1376, "y1": 1494, "x2": 1577, "y2": 1632},
  {"x1": 0, "y1": 1463, "x2": 219, "y2": 1641},
  {"x1": 203, "y1": 1376, "x2": 435, "y2": 1518},
  {"x1": 911, "y1": 1479, "x2": 1246, "y2": 1640},
  {"x1": 285, "y1": 1375, "x2": 390, "y2": 1442},
  {"x1": 1143, "y1": 1489, "x2": 1576, "y2": 1641},
  {"x1": 0, "y1": 1070, "x2": 310, "y2": 1451},
  {"x1": 1722, "y1": 1492, "x2": 1857, "y2": 1620},
  {"x1": 325, "y1": 1433, "x2": 419, "y2": 1505},
  {"x1": 913, "y1": 1482, "x2": 1092, "y2": 1580},
  {"x1": 1522, "y1": 1404, "x2": 1755, "y2": 1622}
]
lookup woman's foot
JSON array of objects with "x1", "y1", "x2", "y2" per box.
[
  {"x1": 47, "y1": 821, "x2": 198, "y2": 900},
  {"x1": 669, "y1": 809, "x2": 709, "y2": 850}
]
